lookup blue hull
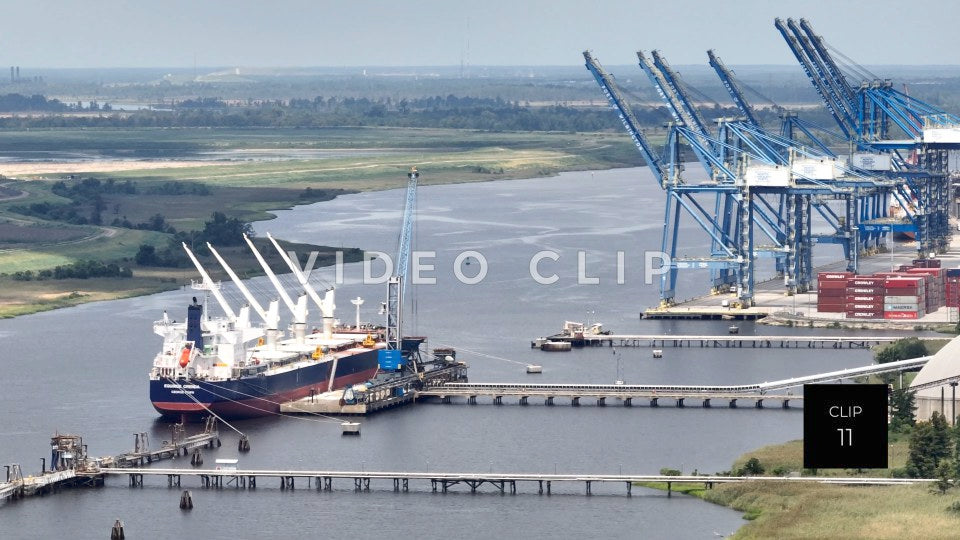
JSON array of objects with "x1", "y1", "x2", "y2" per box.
[{"x1": 151, "y1": 349, "x2": 380, "y2": 419}]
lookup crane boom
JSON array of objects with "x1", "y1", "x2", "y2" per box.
[
  {"x1": 582, "y1": 51, "x2": 665, "y2": 183},
  {"x1": 386, "y1": 167, "x2": 419, "y2": 350},
  {"x1": 707, "y1": 49, "x2": 761, "y2": 127},
  {"x1": 774, "y1": 18, "x2": 852, "y2": 138}
]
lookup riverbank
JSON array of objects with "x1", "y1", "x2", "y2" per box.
[
  {"x1": 0, "y1": 126, "x2": 639, "y2": 317},
  {"x1": 642, "y1": 435, "x2": 960, "y2": 539}
]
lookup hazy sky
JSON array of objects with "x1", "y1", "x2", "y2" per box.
[{"x1": 4, "y1": 0, "x2": 958, "y2": 68}]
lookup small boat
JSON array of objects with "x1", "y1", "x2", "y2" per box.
[
  {"x1": 526, "y1": 364, "x2": 543, "y2": 374},
  {"x1": 341, "y1": 422, "x2": 361, "y2": 436},
  {"x1": 728, "y1": 325, "x2": 740, "y2": 334},
  {"x1": 652, "y1": 349, "x2": 663, "y2": 358},
  {"x1": 541, "y1": 341, "x2": 572, "y2": 352}
]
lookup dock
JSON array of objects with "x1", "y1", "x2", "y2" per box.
[
  {"x1": 536, "y1": 334, "x2": 941, "y2": 349},
  {"x1": 413, "y1": 355, "x2": 931, "y2": 410},
  {"x1": 96, "y1": 467, "x2": 934, "y2": 497},
  {"x1": 102, "y1": 417, "x2": 220, "y2": 468},
  {"x1": 281, "y1": 361, "x2": 468, "y2": 415},
  {"x1": 643, "y1": 239, "x2": 960, "y2": 322},
  {"x1": 419, "y1": 388, "x2": 797, "y2": 408},
  {"x1": 1, "y1": 420, "x2": 221, "y2": 503}
]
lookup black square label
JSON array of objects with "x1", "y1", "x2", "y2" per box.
[{"x1": 803, "y1": 384, "x2": 888, "y2": 469}]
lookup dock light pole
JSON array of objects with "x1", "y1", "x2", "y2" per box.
[{"x1": 951, "y1": 382, "x2": 958, "y2": 426}]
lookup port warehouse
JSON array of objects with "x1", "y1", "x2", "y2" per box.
[{"x1": 817, "y1": 257, "x2": 960, "y2": 319}]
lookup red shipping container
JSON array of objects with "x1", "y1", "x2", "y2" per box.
[
  {"x1": 818, "y1": 280, "x2": 848, "y2": 289},
  {"x1": 847, "y1": 287, "x2": 884, "y2": 294},
  {"x1": 817, "y1": 305, "x2": 845, "y2": 313},
  {"x1": 847, "y1": 295, "x2": 883, "y2": 302},
  {"x1": 848, "y1": 278, "x2": 885, "y2": 286},
  {"x1": 819, "y1": 272, "x2": 853, "y2": 280},
  {"x1": 847, "y1": 311, "x2": 883, "y2": 319},
  {"x1": 885, "y1": 311, "x2": 920, "y2": 319},
  {"x1": 846, "y1": 303, "x2": 884, "y2": 310},
  {"x1": 818, "y1": 289, "x2": 845, "y2": 298}
]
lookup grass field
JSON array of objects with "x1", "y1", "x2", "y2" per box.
[
  {"x1": 639, "y1": 434, "x2": 960, "y2": 539},
  {"x1": 0, "y1": 126, "x2": 637, "y2": 316}
]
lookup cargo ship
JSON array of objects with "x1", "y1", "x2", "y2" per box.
[
  {"x1": 149, "y1": 235, "x2": 388, "y2": 420},
  {"x1": 149, "y1": 297, "x2": 383, "y2": 420}
]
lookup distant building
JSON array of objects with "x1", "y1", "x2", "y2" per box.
[{"x1": 909, "y1": 335, "x2": 960, "y2": 421}]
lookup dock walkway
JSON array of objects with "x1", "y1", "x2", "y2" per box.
[
  {"x1": 96, "y1": 467, "x2": 935, "y2": 496},
  {"x1": 540, "y1": 334, "x2": 941, "y2": 349}
]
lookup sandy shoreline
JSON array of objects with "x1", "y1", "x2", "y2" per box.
[{"x1": 0, "y1": 160, "x2": 213, "y2": 177}]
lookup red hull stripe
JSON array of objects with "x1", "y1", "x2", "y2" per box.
[{"x1": 152, "y1": 367, "x2": 379, "y2": 419}]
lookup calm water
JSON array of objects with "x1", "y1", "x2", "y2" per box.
[{"x1": 0, "y1": 168, "x2": 886, "y2": 538}]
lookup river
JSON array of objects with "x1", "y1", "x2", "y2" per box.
[{"x1": 0, "y1": 167, "x2": 884, "y2": 538}]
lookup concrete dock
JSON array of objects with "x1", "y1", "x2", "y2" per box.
[
  {"x1": 644, "y1": 236, "x2": 960, "y2": 322},
  {"x1": 281, "y1": 362, "x2": 468, "y2": 415}
]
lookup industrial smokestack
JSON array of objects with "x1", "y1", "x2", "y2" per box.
[
  {"x1": 15, "y1": 67, "x2": 20, "y2": 81},
  {"x1": 9, "y1": 67, "x2": 13, "y2": 83}
]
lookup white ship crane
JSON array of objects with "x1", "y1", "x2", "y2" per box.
[
  {"x1": 243, "y1": 234, "x2": 310, "y2": 343},
  {"x1": 265, "y1": 232, "x2": 336, "y2": 340}
]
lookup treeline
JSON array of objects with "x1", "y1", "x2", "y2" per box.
[
  {"x1": 134, "y1": 212, "x2": 254, "y2": 267},
  {"x1": 13, "y1": 178, "x2": 211, "y2": 226},
  {"x1": 0, "y1": 102, "x2": 669, "y2": 132},
  {"x1": 0, "y1": 93, "x2": 69, "y2": 112},
  {"x1": 11, "y1": 260, "x2": 133, "y2": 281}
]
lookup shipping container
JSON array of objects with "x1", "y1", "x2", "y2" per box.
[
  {"x1": 817, "y1": 305, "x2": 845, "y2": 313},
  {"x1": 885, "y1": 303, "x2": 921, "y2": 311},
  {"x1": 847, "y1": 311, "x2": 884, "y2": 319},
  {"x1": 819, "y1": 272, "x2": 853, "y2": 280},
  {"x1": 847, "y1": 286, "x2": 885, "y2": 294},
  {"x1": 848, "y1": 303, "x2": 884, "y2": 310},
  {"x1": 884, "y1": 295, "x2": 921, "y2": 304},
  {"x1": 848, "y1": 279, "x2": 885, "y2": 286},
  {"x1": 947, "y1": 268, "x2": 960, "y2": 277},
  {"x1": 885, "y1": 311, "x2": 921, "y2": 319},
  {"x1": 848, "y1": 295, "x2": 883, "y2": 302},
  {"x1": 818, "y1": 280, "x2": 848, "y2": 289},
  {"x1": 818, "y1": 290, "x2": 846, "y2": 299}
]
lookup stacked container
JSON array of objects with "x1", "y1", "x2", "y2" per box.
[
  {"x1": 913, "y1": 258, "x2": 942, "y2": 269},
  {"x1": 817, "y1": 272, "x2": 851, "y2": 313},
  {"x1": 884, "y1": 275, "x2": 926, "y2": 319},
  {"x1": 845, "y1": 276, "x2": 885, "y2": 318},
  {"x1": 906, "y1": 267, "x2": 945, "y2": 312},
  {"x1": 947, "y1": 269, "x2": 960, "y2": 308}
]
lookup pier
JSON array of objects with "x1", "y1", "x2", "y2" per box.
[
  {"x1": 1, "y1": 421, "x2": 221, "y2": 503},
  {"x1": 420, "y1": 388, "x2": 796, "y2": 408},
  {"x1": 96, "y1": 467, "x2": 933, "y2": 497},
  {"x1": 536, "y1": 334, "x2": 941, "y2": 349},
  {"x1": 414, "y1": 354, "x2": 932, "y2": 409},
  {"x1": 281, "y1": 361, "x2": 468, "y2": 415},
  {"x1": 102, "y1": 417, "x2": 220, "y2": 468}
]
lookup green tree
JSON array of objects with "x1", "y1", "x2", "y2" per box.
[
  {"x1": 908, "y1": 413, "x2": 953, "y2": 478},
  {"x1": 875, "y1": 337, "x2": 928, "y2": 364},
  {"x1": 740, "y1": 457, "x2": 765, "y2": 476},
  {"x1": 934, "y1": 462, "x2": 954, "y2": 494},
  {"x1": 890, "y1": 388, "x2": 917, "y2": 431},
  {"x1": 907, "y1": 421, "x2": 937, "y2": 478}
]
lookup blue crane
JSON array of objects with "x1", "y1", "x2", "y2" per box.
[
  {"x1": 707, "y1": 50, "x2": 761, "y2": 129},
  {"x1": 386, "y1": 167, "x2": 419, "y2": 351},
  {"x1": 774, "y1": 18, "x2": 853, "y2": 139},
  {"x1": 584, "y1": 51, "x2": 749, "y2": 304},
  {"x1": 776, "y1": 17, "x2": 958, "y2": 255}
]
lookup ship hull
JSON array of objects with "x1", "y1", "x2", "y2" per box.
[{"x1": 150, "y1": 348, "x2": 380, "y2": 420}]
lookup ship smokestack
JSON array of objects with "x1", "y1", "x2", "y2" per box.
[{"x1": 186, "y1": 299, "x2": 204, "y2": 350}]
